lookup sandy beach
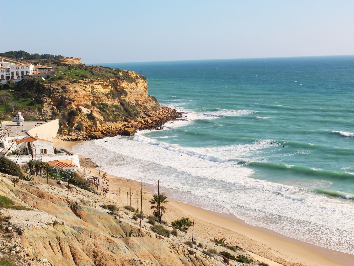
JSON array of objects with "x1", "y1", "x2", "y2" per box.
[{"x1": 54, "y1": 139, "x2": 354, "y2": 266}]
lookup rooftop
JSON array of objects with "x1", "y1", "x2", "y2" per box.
[{"x1": 1, "y1": 121, "x2": 47, "y2": 138}]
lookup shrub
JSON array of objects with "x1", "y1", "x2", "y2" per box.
[
  {"x1": 101, "y1": 204, "x2": 118, "y2": 213},
  {"x1": 219, "y1": 251, "x2": 236, "y2": 261},
  {"x1": 171, "y1": 217, "x2": 192, "y2": 232},
  {"x1": 0, "y1": 157, "x2": 24, "y2": 179},
  {"x1": 151, "y1": 225, "x2": 170, "y2": 237},
  {"x1": 124, "y1": 206, "x2": 135, "y2": 212},
  {"x1": 135, "y1": 212, "x2": 144, "y2": 219},
  {"x1": 171, "y1": 229, "x2": 178, "y2": 236},
  {"x1": 147, "y1": 215, "x2": 157, "y2": 225},
  {"x1": 236, "y1": 255, "x2": 252, "y2": 264},
  {"x1": 207, "y1": 248, "x2": 217, "y2": 255},
  {"x1": 226, "y1": 245, "x2": 237, "y2": 252},
  {"x1": 212, "y1": 237, "x2": 226, "y2": 246},
  {"x1": 184, "y1": 241, "x2": 194, "y2": 248},
  {"x1": 197, "y1": 243, "x2": 204, "y2": 248},
  {"x1": 259, "y1": 263, "x2": 269, "y2": 266}
]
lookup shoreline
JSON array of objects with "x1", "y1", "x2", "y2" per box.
[{"x1": 54, "y1": 138, "x2": 354, "y2": 266}]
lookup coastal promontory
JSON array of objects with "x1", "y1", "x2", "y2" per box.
[{"x1": 0, "y1": 53, "x2": 180, "y2": 140}]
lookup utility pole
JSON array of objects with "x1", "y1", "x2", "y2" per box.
[
  {"x1": 127, "y1": 192, "x2": 129, "y2": 206},
  {"x1": 130, "y1": 188, "x2": 132, "y2": 207},
  {"x1": 157, "y1": 180, "x2": 161, "y2": 224},
  {"x1": 139, "y1": 181, "x2": 143, "y2": 234},
  {"x1": 192, "y1": 219, "x2": 195, "y2": 243},
  {"x1": 46, "y1": 164, "x2": 49, "y2": 184}
]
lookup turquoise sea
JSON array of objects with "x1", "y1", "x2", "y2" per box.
[{"x1": 75, "y1": 56, "x2": 354, "y2": 254}]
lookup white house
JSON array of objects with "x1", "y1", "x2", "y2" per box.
[
  {"x1": 16, "y1": 136, "x2": 54, "y2": 156},
  {"x1": 0, "y1": 58, "x2": 55, "y2": 84}
]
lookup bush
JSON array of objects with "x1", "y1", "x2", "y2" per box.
[
  {"x1": 211, "y1": 237, "x2": 226, "y2": 246},
  {"x1": 219, "y1": 251, "x2": 236, "y2": 261},
  {"x1": 147, "y1": 215, "x2": 157, "y2": 225},
  {"x1": 101, "y1": 204, "x2": 118, "y2": 213},
  {"x1": 207, "y1": 248, "x2": 217, "y2": 255},
  {"x1": 151, "y1": 225, "x2": 170, "y2": 237},
  {"x1": 259, "y1": 263, "x2": 269, "y2": 266},
  {"x1": 124, "y1": 205, "x2": 135, "y2": 212},
  {"x1": 0, "y1": 157, "x2": 24, "y2": 179},
  {"x1": 184, "y1": 241, "x2": 195, "y2": 248},
  {"x1": 171, "y1": 217, "x2": 193, "y2": 232},
  {"x1": 171, "y1": 229, "x2": 178, "y2": 236},
  {"x1": 236, "y1": 255, "x2": 252, "y2": 264}
]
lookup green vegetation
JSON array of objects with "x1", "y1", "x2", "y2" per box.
[
  {"x1": 171, "y1": 228, "x2": 178, "y2": 236},
  {"x1": 26, "y1": 160, "x2": 94, "y2": 192},
  {"x1": 101, "y1": 204, "x2": 119, "y2": 213},
  {"x1": 171, "y1": 217, "x2": 193, "y2": 232},
  {"x1": 0, "y1": 195, "x2": 27, "y2": 210},
  {"x1": 0, "y1": 157, "x2": 24, "y2": 179},
  {"x1": 150, "y1": 225, "x2": 170, "y2": 237},
  {"x1": 211, "y1": 237, "x2": 226, "y2": 246},
  {"x1": 124, "y1": 206, "x2": 136, "y2": 212},
  {"x1": 150, "y1": 194, "x2": 168, "y2": 223},
  {"x1": 0, "y1": 259, "x2": 17, "y2": 266},
  {"x1": 219, "y1": 251, "x2": 236, "y2": 261},
  {"x1": 147, "y1": 215, "x2": 157, "y2": 225},
  {"x1": 236, "y1": 255, "x2": 252, "y2": 264},
  {"x1": 0, "y1": 50, "x2": 64, "y2": 60}
]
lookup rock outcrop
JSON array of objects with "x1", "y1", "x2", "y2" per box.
[{"x1": 42, "y1": 70, "x2": 181, "y2": 140}]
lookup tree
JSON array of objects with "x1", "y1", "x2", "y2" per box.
[
  {"x1": 171, "y1": 217, "x2": 193, "y2": 232},
  {"x1": 150, "y1": 194, "x2": 168, "y2": 223},
  {"x1": 0, "y1": 157, "x2": 24, "y2": 179}
]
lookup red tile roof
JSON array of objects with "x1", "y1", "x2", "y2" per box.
[
  {"x1": 47, "y1": 160, "x2": 77, "y2": 169},
  {"x1": 16, "y1": 136, "x2": 53, "y2": 144}
]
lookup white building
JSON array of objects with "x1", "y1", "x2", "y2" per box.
[{"x1": 0, "y1": 58, "x2": 55, "y2": 84}]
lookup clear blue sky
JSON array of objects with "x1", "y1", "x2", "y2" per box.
[{"x1": 1, "y1": 0, "x2": 353, "y2": 64}]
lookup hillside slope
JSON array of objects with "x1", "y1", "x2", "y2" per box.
[{"x1": 0, "y1": 173, "x2": 222, "y2": 266}]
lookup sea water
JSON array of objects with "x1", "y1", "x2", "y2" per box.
[{"x1": 74, "y1": 56, "x2": 354, "y2": 254}]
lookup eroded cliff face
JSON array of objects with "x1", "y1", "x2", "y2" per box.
[
  {"x1": 41, "y1": 70, "x2": 180, "y2": 140},
  {"x1": 0, "y1": 174, "x2": 218, "y2": 266}
]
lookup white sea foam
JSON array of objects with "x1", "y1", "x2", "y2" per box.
[
  {"x1": 141, "y1": 108, "x2": 257, "y2": 133},
  {"x1": 203, "y1": 109, "x2": 257, "y2": 117},
  {"x1": 333, "y1": 130, "x2": 354, "y2": 137},
  {"x1": 73, "y1": 136, "x2": 354, "y2": 254}
]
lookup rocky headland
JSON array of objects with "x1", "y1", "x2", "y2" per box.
[{"x1": 0, "y1": 57, "x2": 181, "y2": 140}]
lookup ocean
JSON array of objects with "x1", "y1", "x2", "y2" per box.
[{"x1": 74, "y1": 56, "x2": 354, "y2": 254}]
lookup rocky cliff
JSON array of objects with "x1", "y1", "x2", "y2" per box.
[
  {"x1": 1, "y1": 62, "x2": 181, "y2": 140},
  {"x1": 43, "y1": 67, "x2": 180, "y2": 140},
  {"x1": 0, "y1": 173, "x2": 223, "y2": 266}
]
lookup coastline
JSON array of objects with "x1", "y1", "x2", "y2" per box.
[{"x1": 54, "y1": 139, "x2": 354, "y2": 266}]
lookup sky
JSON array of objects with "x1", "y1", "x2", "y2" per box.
[{"x1": 1, "y1": 0, "x2": 354, "y2": 64}]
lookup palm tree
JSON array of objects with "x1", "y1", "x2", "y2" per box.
[{"x1": 150, "y1": 194, "x2": 168, "y2": 223}]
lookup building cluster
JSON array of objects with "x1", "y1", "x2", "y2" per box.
[
  {"x1": 0, "y1": 58, "x2": 55, "y2": 84},
  {"x1": 0, "y1": 113, "x2": 80, "y2": 170}
]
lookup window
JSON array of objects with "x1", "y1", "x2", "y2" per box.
[{"x1": 40, "y1": 149, "x2": 47, "y2": 154}]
